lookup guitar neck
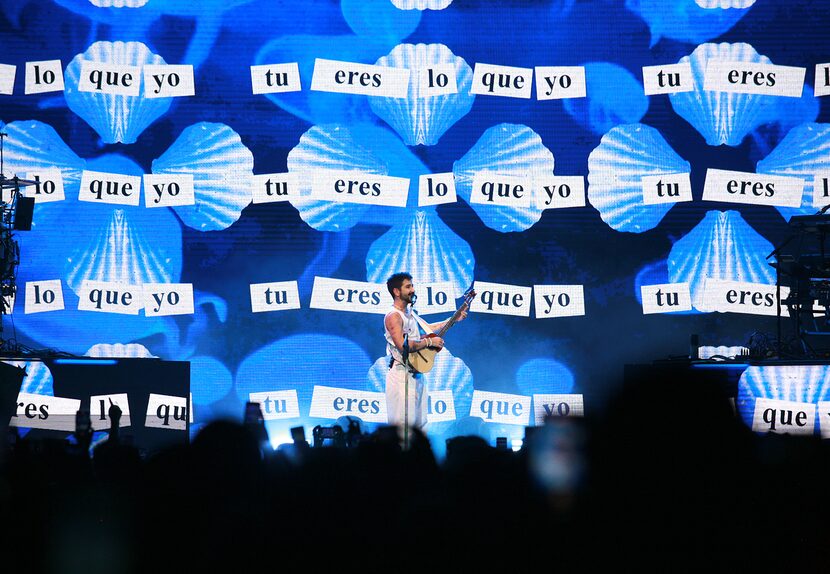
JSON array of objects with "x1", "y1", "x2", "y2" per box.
[{"x1": 436, "y1": 300, "x2": 470, "y2": 338}]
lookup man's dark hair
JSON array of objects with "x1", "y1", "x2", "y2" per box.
[{"x1": 387, "y1": 272, "x2": 412, "y2": 298}]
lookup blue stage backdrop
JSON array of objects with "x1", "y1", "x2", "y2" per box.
[{"x1": 1, "y1": 0, "x2": 828, "y2": 446}]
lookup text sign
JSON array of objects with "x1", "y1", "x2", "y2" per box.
[
  {"x1": 642, "y1": 62, "x2": 694, "y2": 95},
  {"x1": 641, "y1": 173, "x2": 693, "y2": 205},
  {"x1": 78, "y1": 281, "x2": 143, "y2": 315},
  {"x1": 24, "y1": 169, "x2": 65, "y2": 203},
  {"x1": 815, "y1": 63, "x2": 830, "y2": 98},
  {"x1": 252, "y1": 173, "x2": 298, "y2": 204},
  {"x1": 249, "y1": 390, "x2": 301, "y2": 420},
  {"x1": 533, "y1": 394, "x2": 584, "y2": 425},
  {"x1": 752, "y1": 398, "x2": 814, "y2": 435},
  {"x1": 311, "y1": 171, "x2": 409, "y2": 208},
  {"x1": 78, "y1": 61, "x2": 140, "y2": 96},
  {"x1": 534, "y1": 66, "x2": 586, "y2": 100},
  {"x1": 418, "y1": 173, "x2": 457, "y2": 207},
  {"x1": 471, "y1": 63, "x2": 533, "y2": 99},
  {"x1": 145, "y1": 393, "x2": 188, "y2": 430},
  {"x1": 143, "y1": 283, "x2": 194, "y2": 317},
  {"x1": 10, "y1": 393, "x2": 80, "y2": 432},
  {"x1": 25, "y1": 280, "x2": 65, "y2": 314},
  {"x1": 250, "y1": 280, "x2": 301, "y2": 313},
  {"x1": 471, "y1": 390, "x2": 530, "y2": 425},
  {"x1": 536, "y1": 177, "x2": 586, "y2": 210},
  {"x1": 470, "y1": 174, "x2": 532, "y2": 208},
  {"x1": 533, "y1": 285, "x2": 585, "y2": 318},
  {"x1": 426, "y1": 390, "x2": 456, "y2": 423},
  {"x1": 0, "y1": 63, "x2": 16, "y2": 95},
  {"x1": 417, "y1": 63, "x2": 458, "y2": 97},
  {"x1": 143, "y1": 174, "x2": 195, "y2": 207},
  {"x1": 413, "y1": 282, "x2": 456, "y2": 316},
  {"x1": 817, "y1": 401, "x2": 830, "y2": 438},
  {"x1": 703, "y1": 279, "x2": 785, "y2": 317},
  {"x1": 79, "y1": 170, "x2": 141, "y2": 206},
  {"x1": 810, "y1": 171, "x2": 830, "y2": 208},
  {"x1": 704, "y1": 61, "x2": 805, "y2": 97},
  {"x1": 311, "y1": 58, "x2": 409, "y2": 98},
  {"x1": 309, "y1": 385, "x2": 387, "y2": 423},
  {"x1": 90, "y1": 393, "x2": 131, "y2": 431},
  {"x1": 143, "y1": 64, "x2": 195, "y2": 98},
  {"x1": 251, "y1": 62, "x2": 302, "y2": 94},
  {"x1": 641, "y1": 283, "x2": 693, "y2": 314},
  {"x1": 310, "y1": 277, "x2": 386, "y2": 315},
  {"x1": 471, "y1": 281, "x2": 532, "y2": 317},
  {"x1": 702, "y1": 168, "x2": 803, "y2": 208},
  {"x1": 25, "y1": 60, "x2": 64, "y2": 94}
]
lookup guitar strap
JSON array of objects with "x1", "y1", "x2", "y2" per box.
[{"x1": 411, "y1": 309, "x2": 435, "y2": 335}]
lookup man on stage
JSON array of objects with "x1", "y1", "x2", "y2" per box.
[{"x1": 384, "y1": 272, "x2": 466, "y2": 432}]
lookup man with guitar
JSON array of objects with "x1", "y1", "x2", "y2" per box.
[{"x1": 384, "y1": 272, "x2": 470, "y2": 432}]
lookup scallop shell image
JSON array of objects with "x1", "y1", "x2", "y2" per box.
[
  {"x1": 737, "y1": 365, "x2": 830, "y2": 432},
  {"x1": 667, "y1": 210, "x2": 775, "y2": 312},
  {"x1": 756, "y1": 122, "x2": 830, "y2": 222},
  {"x1": 85, "y1": 343, "x2": 156, "y2": 357},
  {"x1": 64, "y1": 207, "x2": 182, "y2": 293},
  {"x1": 669, "y1": 43, "x2": 776, "y2": 147},
  {"x1": 89, "y1": 0, "x2": 149, "y2": 6},
  {"x1": 64, "y1": 41, "x2": 171, "y2": 144},
  {"x1": 588, "y1": 124, "x2": 690, "y2": 233},
  {"x1": 365, "y1": 210, "x2": 474, "y2": 298},
  {"x1": 0, "y1": 120, "x2": 86, "y2": 203},
  {"x1": 453, "y1": 123, "x2": 554, "y2": 233},
  {"x1": 390, "y1": 0, "x2": 452, "y2": 9},
  {"x1": 287, "y1": 124, "x2": 388, "y2": 232},
  {"x1": 695, "y1": 0, "x2": 755, "y2": 7},
  {"x1": 153, "y1": 122, "x2": 254, "y2": 231},
  {"x1": 2, "y1": 360, "x2": 54, "y2": 396},
  {"x1": 369, "y1": 43, "x2": 474, "y2": 146}
]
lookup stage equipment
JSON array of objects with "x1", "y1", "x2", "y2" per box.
[
  {"x1": 0, "y1": 131, "x2": 37, "y2": 352},
  {"x1": 769, "y1": 213, "x2": 830, "y2": 357}
]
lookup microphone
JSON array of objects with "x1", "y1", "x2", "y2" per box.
[{"x1": 410, "y1": 293, "x2": 417, "y2": 306}]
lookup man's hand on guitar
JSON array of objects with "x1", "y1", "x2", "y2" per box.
[
  {"x1": 424, "y1": 336, "x2": 444, "y2": 350},
  {"x1": 457, "y1": 309, "x2": 468, "y2": 322}
]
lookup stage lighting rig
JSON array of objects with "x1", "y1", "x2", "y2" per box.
[{"x1": 0, "y1": 131, "x2": 37, "y2": 352}]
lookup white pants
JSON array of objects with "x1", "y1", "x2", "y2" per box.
[{"x1": 385, "y1": 364, "x2": 426, "y2": 430}]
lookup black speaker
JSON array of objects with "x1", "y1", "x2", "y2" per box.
[{"x1": 14, "y1": 197, "x2": 35, "y2": 231}]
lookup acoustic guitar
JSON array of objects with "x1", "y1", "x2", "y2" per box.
[{"x1": 408, "y1": 287, "x2": 476, "y2": 374}]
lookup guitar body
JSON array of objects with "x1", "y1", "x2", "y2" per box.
[{"x1": 408, "y1": 334, "x2": 441, "y2": 373}]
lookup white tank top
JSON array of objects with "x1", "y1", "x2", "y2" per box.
[{"x1": 384, "y1": 306, "x2": 420, "y2": 364}]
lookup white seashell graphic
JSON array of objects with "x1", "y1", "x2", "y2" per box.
[
  {"x1": 153, "y1": 122, "x2": 254, "y2": 231},
  {"x1": 89, "y1": 0, "x2": 149, "y2": 6},
  {"x1": 756, "y1": 122, "x2": 830, "y2": 222},
  {"x1": 667, "y1": 210, "x2": 775, "y2": 311},
  {"x1": 390, "y1": 0, "x2": 452, "y2": 9},
  {"x1": 287, "y1": 124, "x2": 388, "y2": 232},
  {"x1": 695, "y1": 0, "x2": 755, "y2": 7},
  {"x1": 366, "y1": 209, "x2": 474, "y2": 298},
  {"x1": 85, "y1": 343, "x2": 157, "y2": 357},
  {"x1": 0, "y1": 120, "x2": 86, "y2": 200},
  {"x1": 64, "y1": 208, "x2": 181, "y2": 294},
  {"x1": 737, "y1": 365, "x2": 830, "y2": 431},
  {"x1": 453, "y1": 123, "x2": 554, "y2": 232},
  {"x1": 64, "y1": 41, "x2": 171, "y2": 144},
  {"x1": 669, "y1": 43, "x2": 776, "y2": 147},
  {"x1": 588, "y1": 124, "x2": 690, "y2": 233},
  {"x1": 369, "y1": 43, "x2": 474, "y2": 146},
  {"x1": 2, "y1": 360, "x2": 54, "y2": 395}
]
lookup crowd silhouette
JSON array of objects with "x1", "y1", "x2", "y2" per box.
[{"x1": 1, "y1": 372, "x2": 828, "y2": 573}]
